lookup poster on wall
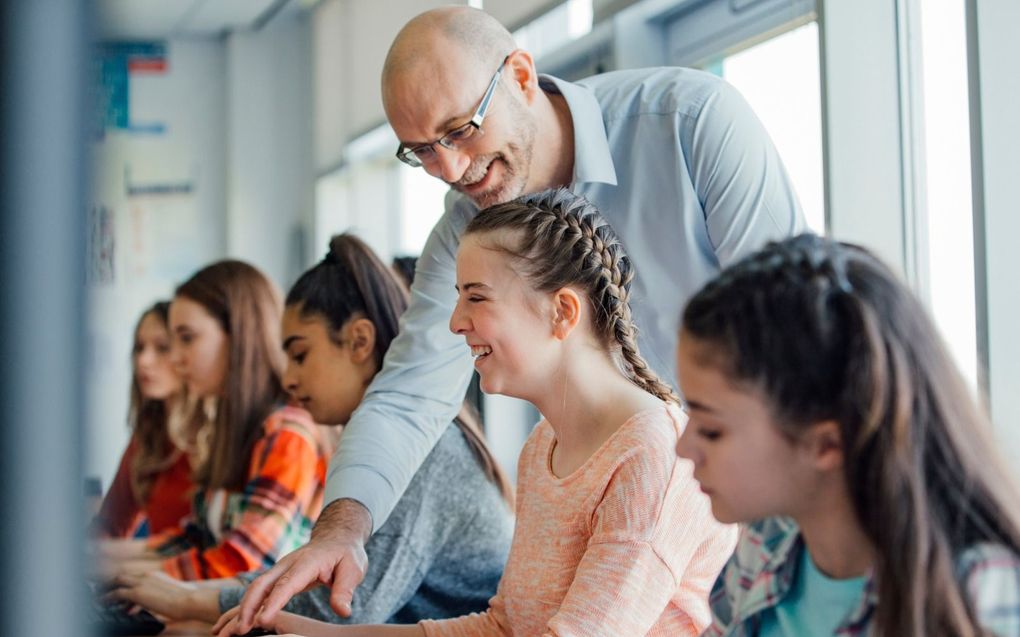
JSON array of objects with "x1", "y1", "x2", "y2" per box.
[
  {"x1": 94, "y1": 41, "x2": 168, "y2": 138},
  {"x1": 124, "y1": 145, "x2": 204, "y2": 283}
]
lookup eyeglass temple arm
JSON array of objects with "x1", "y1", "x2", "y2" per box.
[{"x1": 471, "y1": 55, "x2": 510, "y2": 127}]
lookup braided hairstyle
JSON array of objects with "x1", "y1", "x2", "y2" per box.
[
  {"x1": 683, "y1": 233, "x2": 1020, "y2": 637},
  {"x1": 465, "y1": 187, "x2": 677, "y2": 404}
]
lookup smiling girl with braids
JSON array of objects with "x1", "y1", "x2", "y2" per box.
[
  {"x1": 677, "y1": 234, "x2": 1020, "y2": 636},
  {"x1": 214, "y1": 188, "x2": 736, "y2": 637}
]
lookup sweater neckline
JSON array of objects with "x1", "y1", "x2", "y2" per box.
[{"x1": 542, "y1": 402, "x2": 675, "y2": 483}]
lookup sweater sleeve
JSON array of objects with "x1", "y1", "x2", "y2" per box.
[
  {"x1": 225, "y1": 531, "x2": 433, "y2": 624},
  {"x1": 419, "y1": 590, "x2": 511, "y2": 637},
  {"x1": 219, "y1": 536, "x2": 429, "y2": 623},
  {"x1": 94, "y1": 437, "x2": 142, "y2": 538},
  {"x1": 539, "y1": 444, "x2": 699, "y2": 636},
  {"x1": 161, "y1": 423, "x2": 322, "y2": 580}
]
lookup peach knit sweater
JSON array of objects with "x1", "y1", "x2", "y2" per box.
[{"x1": 421, "y1": 403, "x2": 737, "y2": 637}]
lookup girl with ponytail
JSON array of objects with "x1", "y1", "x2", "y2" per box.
[
  {"x1": 216, "y1": 188, "x2": 736, "y2": 637},
  {"x1": 678, "y1": 233, "x2": 1020, "y2": 636},
  {"x1": 114, "y1": 234, "x2": 513, "y2": 627}
]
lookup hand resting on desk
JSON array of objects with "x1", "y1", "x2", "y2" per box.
[{"x1": 106, "y1": 571, "x2": 225, "y2": 623}]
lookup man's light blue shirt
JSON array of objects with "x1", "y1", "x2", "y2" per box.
[{"x1": 326, "y1": 67, "x2": 806, "y2": 530}]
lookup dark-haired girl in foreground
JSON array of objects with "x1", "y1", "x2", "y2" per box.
[
  {"x1": 111, "y1": 234, "x2": 513, "y2": 625},
  {"x1": 677, "y1": 233, "x2": 1020, "y2": 636}
]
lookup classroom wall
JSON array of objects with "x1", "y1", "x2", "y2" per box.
[
  {"x1": 225, "y1": 12, "x2": 314, "y2": 290},
  {"x1": 87, "y1": 15, "x2": 315, "y2": 490},
  {"x1": 87, "y1": 38, "x2": 228, "y2": 489},
  {"x1": 312, "y1": 0, "x2": 457, "y2": 173}
]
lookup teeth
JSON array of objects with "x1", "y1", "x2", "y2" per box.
[{"x1": 470, "y1": 345, "x2": 492, "y2": 358}]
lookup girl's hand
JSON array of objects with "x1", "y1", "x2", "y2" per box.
[
  {"x1": 105, "y1": 571, "x2": 220, "y2": 623},
  {"x1": 89, "y1": 553, "x2": 164, "y2": 583},
  {"x1": 213, "y1": 606, "x2": 265, "y2": 636},
  {"x1": 213, "y1": 606, "x2": 339, "y2": 637},
  {"x1": 94, "y1": 538, "x2": 153, "y2": 560}
]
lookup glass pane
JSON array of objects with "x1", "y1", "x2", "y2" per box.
[
  {"x1": 399, "y1": 166, "x2": 449, "y2": 255},
  {"x1": 719, "y1": 22, "x2": 826, "y2": 234},
  {"x1": 512, "y1": 0, "x2": 593, "y2": 60},
  {"x1": 314, "y1": 168, "x2": 351, "y2": 260},
  {"x1": 315, "y1": 158, "x2": 399, "y2": 262},
  {"x1": 919, "y1": 0, "x2": 978, "y2": 388}
]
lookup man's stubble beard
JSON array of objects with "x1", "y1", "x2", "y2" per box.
[{"x1": 456, "y1": 106, "x2": 537, "y2": 210}]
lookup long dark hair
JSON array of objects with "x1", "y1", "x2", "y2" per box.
[
  {"x1": 287, "y1": 233, "x2": 514, "y2": 508},
  {"x1": 175, "y1": 260, "x2": 286, "y2": 491},
  {"x1": 128, "y1": 301, "x2": 178, "y2": 504},
  {"x1": 682, "y1": 233, "x2": 1020, "y2": 636},
  {"x1": 465, "y1": 187, "x2": 677, "y2": 403}
]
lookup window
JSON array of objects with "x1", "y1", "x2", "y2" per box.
[
  {"x1": 919, "y1": 0, "x2": 977, "y2": 388},
  {"x1": 398, "y1": 165, "x2": 448, "y2": 256},
  {"x1": 718, "y1": 22, "x2": 825, "y2": 234},
  {"x1": 513, "y1": 0, "x2": 593, "y2": 60},
  {"x1": 315, "y1": 157, "x2": 401, "y2": 262}
]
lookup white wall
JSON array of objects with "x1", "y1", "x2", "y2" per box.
[
  {"x1": 226, "y1": 13, "x2": 315, "y2": 289},
  {"x1": 312, "y1": 0, "x2": 462, "y2": 173},
  {"x1": 87, "y1": 39, "x2": 227, "y2": 489}
]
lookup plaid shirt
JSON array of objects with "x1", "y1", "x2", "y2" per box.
[
  {"x1": 152, "y1": 405, "x2": 331, "y2": 580},
  {"x1": 702, "y1": 517, "x2": 1020, "y2": 636}
]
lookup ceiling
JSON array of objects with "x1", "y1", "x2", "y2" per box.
[{"x1": 97, "y1": 0, "x2": 313, "y2": 40}]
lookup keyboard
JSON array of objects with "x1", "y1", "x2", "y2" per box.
[{"x1": 89, "y1": 600, "x2": 165, "y2": 636}]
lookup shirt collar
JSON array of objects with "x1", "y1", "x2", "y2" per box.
[
  {"x1": 735, "y1": 518, "x2": 804, "y2": 622},
  {"x1": 736, "y1": 518, "x2": 879, "y2": 633},
  {"x1": 538, "y1": 74, "x2": 617, "y2": 187}
]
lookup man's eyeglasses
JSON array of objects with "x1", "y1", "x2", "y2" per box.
[{"x1": 395, "y1": 56, "x2": 510, "y2": 168}]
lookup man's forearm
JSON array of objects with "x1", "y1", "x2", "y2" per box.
[{"x1": 312, "y1": 499, "x2": 373, "y2": 545}]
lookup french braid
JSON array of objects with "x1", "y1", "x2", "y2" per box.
[{"x1": 466, "y1": 187, "x2": 678, "y2": 404}]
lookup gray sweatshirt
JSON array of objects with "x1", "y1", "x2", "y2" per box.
[{"x1": 218, "y1": 423, "x2": 513, "y2": 623}]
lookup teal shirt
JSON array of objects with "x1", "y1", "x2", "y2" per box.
[{"x1": 758, "y1": 547, "x2": 867, "y2": 636}]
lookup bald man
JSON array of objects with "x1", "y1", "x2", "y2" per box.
[{"x1": 234, "y1": 7, "x2": 804, "y2": 632}]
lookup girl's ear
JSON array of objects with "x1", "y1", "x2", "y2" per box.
[
  {"x1": 805, "y1": 420, "x2": 845, "y2": 472},
  {"x1": 344, "y1": 318, "x2": 377, "y2": 364},
  {"x1": 551, "y1": 287, "x2": 582, "y2": 340}
]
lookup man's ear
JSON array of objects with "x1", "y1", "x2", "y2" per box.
[
  {"x1": 506, "y1": 49, "x2": 540, "y2": 104},
  {"x1": 551, "y1": 287, "x2": 582, "y2": 340},
  {"x1": 344, "y1": 318, "x2": 377, "y2": 365},
  {"x1": 804, "y1": 419, "x2": 844, "y2": 472}
]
